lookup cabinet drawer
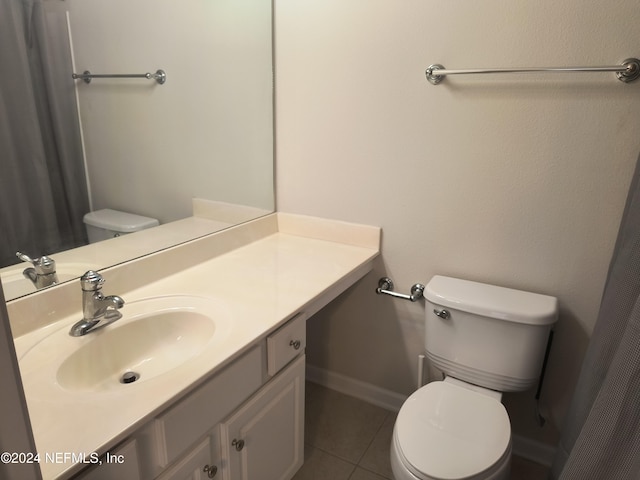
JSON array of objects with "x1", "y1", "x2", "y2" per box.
[
  {"x1": 267, "y1": 313, "x2": 306, "y2": 376},
  {"x1": 156, "y1": 345, "x2": 263, "y2": 467}
]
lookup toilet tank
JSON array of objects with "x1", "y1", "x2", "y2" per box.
[
  {"x1": 424, "y1": 276, "x2": 558, "y2": 392},
  {"x1": 83, "y1": 209, "x2": 160, "y2": 243}
]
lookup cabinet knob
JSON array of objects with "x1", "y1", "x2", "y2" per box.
[
  {"x1": 289, "y1": 339, "x2": 301, "y2": 350},
  {"x1": 232, "y1": 438, "x2": 245, "y2": 451},
  {"x1": 203, "y1": 464, "x2": 218, "y2": 478}
]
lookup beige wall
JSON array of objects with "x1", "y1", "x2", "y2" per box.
[
  {"x1": 275, "y1": 0, "x2": 640, "y2": 447},
  {"x1": 67, "y1": 0, "x2": 273, "y2": 224}
]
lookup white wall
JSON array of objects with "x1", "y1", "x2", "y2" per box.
[
  {"x1": 275, "y1": 0, "x2": 640, "y2": 447},
  {"x1": 67, "y1": 0, "x2": 273, "y2": 224}
]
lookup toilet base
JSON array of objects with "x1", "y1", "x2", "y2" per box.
[{"x1": 390, "y1": 428, "x2": 511, "y2": 480}]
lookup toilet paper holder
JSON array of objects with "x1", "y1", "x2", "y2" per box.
[{"x1": 375, "y1": 277, "x2": 424, "y2": 302}]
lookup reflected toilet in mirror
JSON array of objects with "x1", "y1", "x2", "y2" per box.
[{"x1": 83, "y1": 209, "x2": 159, "y2": 243}]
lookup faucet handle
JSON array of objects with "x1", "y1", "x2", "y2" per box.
[
  {"x1": 16, "y1": 252, "x2": 34, "y2": 264},
  {"x1": 81, "y1": 270, "x2": 105, "y2": 291},
  {"x1": 16, "y1": 252, "x2": 56, "y2": 275}
]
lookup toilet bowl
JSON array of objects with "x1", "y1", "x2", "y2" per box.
[
  {"x1": 390, "y1": 378, "x2": 511, "y2": 480},
  {"x1": 390, "y1": 276, "x2": 558, "y2": 480}
]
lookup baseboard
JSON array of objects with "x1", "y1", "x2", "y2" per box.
[
  {"x1": 512, "y1": 434, "x2": 556, "y2": 468},
  {"x1": 305, "y1": 364, "x2": 406, "y2": 412},
  {"x1": 305, "y1": 364, "x2": 557, "y2": 467}
]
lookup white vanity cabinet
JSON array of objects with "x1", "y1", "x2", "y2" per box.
[
  {"x1": 156, "y1": 355, "x2": 304, "y2": 480},
  {"x1": 151, "y1": 346, "x2": 264, "y2": 472},
  {"x1": 73, "y1": 314, "x2": 306, "y2": 480}
]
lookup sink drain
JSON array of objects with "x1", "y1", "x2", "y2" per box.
[{"x1": 120, "y1": 371, "x2": 140, "y2": 384}]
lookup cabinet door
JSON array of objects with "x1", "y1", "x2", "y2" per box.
[
  {"x1": 222, "y1": 355, "x2": 305, "y2": 480},
  {"x1": 157, "y1": 433, "x2": 221, "y2": 480}
]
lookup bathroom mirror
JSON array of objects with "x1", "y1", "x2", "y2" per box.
[{"x1": 0, "y1": 0, "x2": 274, "y2": 301}]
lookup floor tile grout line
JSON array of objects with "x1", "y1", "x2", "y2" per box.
[
  {"x1": 353, "y1": 464, "x2": 394, "y2": 480},
  {"x1": 305, "y1": 443, "x2": 392, "y2": 480},
  {"x1": 339, "y1": 459, "x2": 357, "y2": 480},
  {"x1": 304, "y1": 382, "x2": 395, "y2": 479},
  {"x1": 354, "y1": 410, "x2": 392, "y2": 466},
  {"x1": 305, "y1": 383, "x2": 392, "y2": 463},
  {"x1": 306, "y1": 442, "x2": 359, "y2": 468}
]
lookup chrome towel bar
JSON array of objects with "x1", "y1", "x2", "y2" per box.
[
  {"x1": 376, "y1": 277, "x2": 425, "y2": 302},
  {"x1": 72, "y1": 69, "x2": 166, "y2": 85},
  {"x1": 425, "y1": 58, "x2": 640, "y2": 85}
]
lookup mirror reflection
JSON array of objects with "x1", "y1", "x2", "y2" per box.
[{"x1": 0, "y1": 0, "x2": 274, "y2": 301}]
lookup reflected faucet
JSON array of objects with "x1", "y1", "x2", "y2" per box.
[
  {"x1": 69, "y1": 271, "x2": 125, "y2": 337},
  {"x1": 16, "y1": 252, "x2": 59, "y2": 289}
]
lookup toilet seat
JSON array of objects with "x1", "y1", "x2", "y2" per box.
[{"x1": 394, "y1": 380, "x2": 511, "y2": 480}]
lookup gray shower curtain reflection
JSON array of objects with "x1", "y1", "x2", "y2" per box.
[
  {"x1": 551, "y1": 153, "x2": 640, "y2": 479},
  {"x1": 0, "y1": 0, "x2": 89, "y2": 269}
]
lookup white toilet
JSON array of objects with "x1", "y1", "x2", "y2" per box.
[
  {"x1": 391, "y1": 275, "x2": 558, "y2": 480},
  {"x1": 83, "y1": 208, "x2": 160, "y2": 243}
]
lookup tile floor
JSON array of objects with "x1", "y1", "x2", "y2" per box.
[{"x1": 293, "y1": 381, "x2": 550, "y2": 480}]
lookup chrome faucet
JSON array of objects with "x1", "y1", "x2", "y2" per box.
[
  {"x1": 69, "y1": 271, "x2": 125, "y2": 337},
  {"x1": 16, "y1": 252, "x2": 58, "y2": 289}
]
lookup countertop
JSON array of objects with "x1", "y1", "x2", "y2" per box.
[{"x1": 10, "y1": 213, "x2": 380, "y2": 479}]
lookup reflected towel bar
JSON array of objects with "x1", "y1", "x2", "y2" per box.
[
  {"x1": 425, "y1": 58, "x2": 640, "y2": 85},
  {"x1": 72, "y1": 69, "x2": 166, "y2": 85}
]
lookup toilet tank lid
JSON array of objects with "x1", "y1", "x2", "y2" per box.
[
  {"x1": 425, "y1": 275, "x2": 558, "y2": 326},
  {"x1": 83, "y1": 209, "x2": 159, "y2": 232}
]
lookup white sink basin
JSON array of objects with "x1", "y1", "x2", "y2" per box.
[{"x1": 18, "y1": 295, "x2": 232, "y2": 393}]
